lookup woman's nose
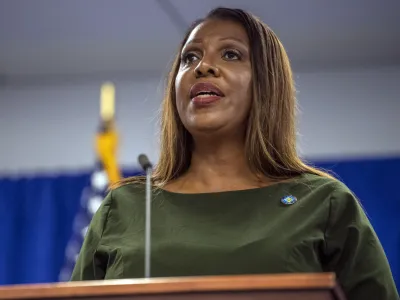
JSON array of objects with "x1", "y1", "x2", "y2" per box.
[{"x1": 194, "y1": 59, "x2": 220, "y2": 78}]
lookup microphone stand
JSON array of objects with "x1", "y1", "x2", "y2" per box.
[
  {"x1": 144, "y1": 164, "x2": 152, "y2": 278},
  {"x1": 138, "y1": 154, "x2": 153, "y2": 278}
]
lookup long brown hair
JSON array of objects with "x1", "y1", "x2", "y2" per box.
[{"x1": 113, "y1": 7, "x2": 333, "y2": 189}]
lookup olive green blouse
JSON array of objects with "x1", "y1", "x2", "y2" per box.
[{"x1": 71, "y1": 173, "x2": 398, "y2": 300}]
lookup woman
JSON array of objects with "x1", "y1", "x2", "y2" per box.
[{"x1": 71, "y1": 7, "x2": 398, "y2": 299}]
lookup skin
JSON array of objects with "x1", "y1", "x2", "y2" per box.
[{"x1": 166, "y1": 19, "x2": 270, "y2": 193}]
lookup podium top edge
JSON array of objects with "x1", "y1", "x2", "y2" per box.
[{"x1": 0, "y1": 273, "x2": 340, "y2": 299}]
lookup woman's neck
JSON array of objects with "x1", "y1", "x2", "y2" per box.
[{"x1": 165, "y1": 135, "x2": 270, "y2": 193}]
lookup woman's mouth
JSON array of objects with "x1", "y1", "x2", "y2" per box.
[
  {"x1": 192, "y1": 93, "x2": 222, "y2": 105},
  {"x1": 190, "y1": 82, "x2": 224, "y2": 106}
]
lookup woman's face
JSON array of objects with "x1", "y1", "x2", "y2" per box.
[{"x1": 175, "y1": 19, "x2": 252, "y2": 137}]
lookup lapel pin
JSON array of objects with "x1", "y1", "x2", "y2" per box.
[{"x1": 281, "y1": 195, "x2": 297, "y2": 205}]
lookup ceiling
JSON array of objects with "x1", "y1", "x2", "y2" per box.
[{"x1": 0, "y1": 0, "x2": 399, "y2": 78}]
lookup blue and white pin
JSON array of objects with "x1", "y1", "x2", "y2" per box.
[{"x1": 281, "y1": 195, "x2": 297, "y2": 205}]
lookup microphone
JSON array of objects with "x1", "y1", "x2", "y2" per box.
[
  {"x1": 138, "y1": 154, "x2": 153, "y2": 278},
  {"x1": 138, "y1": 154, "x2": 153, "y2": 171}
]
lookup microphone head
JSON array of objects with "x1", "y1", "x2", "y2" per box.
[{"x1": 138, "y1": 154, "x2": 152, "y2": 171}]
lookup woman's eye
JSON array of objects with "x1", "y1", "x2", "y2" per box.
[
  {"x1": 182, "y1": 52, "x2": 199, "y2": 65},
  {"x1": 222, "y1": 50, "x2": 241, "y2": 60}
]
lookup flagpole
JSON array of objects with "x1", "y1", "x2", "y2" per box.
[{"x1": 100, "y1": 82, "x2": 115, "y2": 132}]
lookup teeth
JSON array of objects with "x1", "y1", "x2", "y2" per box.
[
  {"x1": 196, "y1": 92, "x2": 217, "y2": 97},
  {"x1": 197, "y1": 94, "x2": 217, "y2": 98}
]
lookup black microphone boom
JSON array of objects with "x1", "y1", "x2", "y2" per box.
[{"x1": 138, "y1": 154, "x2": 152, "y2": 171}]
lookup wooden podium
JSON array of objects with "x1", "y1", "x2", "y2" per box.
[{"x1": 0, "y1": 273, "x2": 345, "y2": 300}]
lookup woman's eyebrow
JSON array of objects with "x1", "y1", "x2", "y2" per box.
[{"x1": 185, "y1": 36, "x2": 248, "y2": 47}]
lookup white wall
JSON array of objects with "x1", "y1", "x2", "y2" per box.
[
  {"x1": 0, "y1": 66, "x2": 399, "y2": 175},
  {"x1": 296, "y1": 66, "x2": 400, "y2": 160}
]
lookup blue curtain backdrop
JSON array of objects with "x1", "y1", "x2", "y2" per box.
[{"x1": 0, "y1": 157, "x2": 399, "y2": 289}]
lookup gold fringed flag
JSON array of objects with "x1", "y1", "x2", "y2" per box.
[{"x1": 59, "y1": 82, "x2": 122, "y2": 281}]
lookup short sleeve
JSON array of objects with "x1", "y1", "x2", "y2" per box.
[
  {"x1": 324, "y1": 185, "x2": 399, "y2": 299},
  {"x1": 70, "y1": 191, "x2": 113, "y2": 281}
]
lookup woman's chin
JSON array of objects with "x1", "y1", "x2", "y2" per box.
[{"x1": 186, "y1": 120, "x2": 228, "y2": 136}]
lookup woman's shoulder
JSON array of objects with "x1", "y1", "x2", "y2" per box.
[
  {"x1": 104, "y1": 181, "x2": 148, "y2": 210},
  {"x1": 298, "y1": 172, "x2": 353, "y2": 194},
  {"x1": 95, "y1": 182, "x2": 147, "y2": 225},
  {"x1": 110, "y1": 181, "x2": 146, "y2": 197},
  {"x1": 296, "y1": 172, "x2": 362, "y2": 211},
  {"x1": 278, "y1": 172, "x2": 357, "y2": 209}
]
